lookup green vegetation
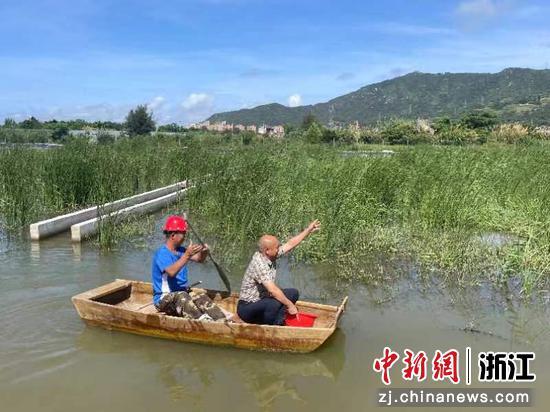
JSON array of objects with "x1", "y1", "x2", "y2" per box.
[
  {"x1": 0, "y1": 104, "x2": 159, "y2": 144},
  {"x1": 180, "y1": 141, "x2": 550, "y2": 296},
  {"x1": 283, "y1": 114, "x2": 550, "y2": 146},
  {"x1": 51, "y1": 125, "x2": 70, "y2": 142},
  {"x1": 2, "y1": 117, "x2": 124, "y2": 131},
  {"x1": 1, "y1": 131, "x2": 549, "y2": 296},
  {"x1": 0, "y1": 136, "x2": 189, "y2": 230},
  {"x1": 0, "y1": 128, "x2": 52, "y2": 143},
  {"x1": 208, "y1": 68, "x2": 550, "y2": 126},
  {"x1": 158, "y1": 123, "x2": 188, "y2": 133},
  {"x1": 124, "y1": 105, "x2": 155, "y2": 137},
  {"x1": 95, "y1": 211, "x2": 156, "y2": 251}
]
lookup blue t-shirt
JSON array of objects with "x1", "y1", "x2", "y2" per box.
[{"x1": 151, "y1": 245, "x2": 189, "y2": 305}]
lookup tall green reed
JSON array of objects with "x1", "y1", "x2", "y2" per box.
[{"x1": 182, "y1": 141, "x2": 550, "y2": 293}]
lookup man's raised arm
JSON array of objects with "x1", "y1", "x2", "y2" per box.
[{"x1": 281, "y1": 220, "x2": 321, "y2": 254}]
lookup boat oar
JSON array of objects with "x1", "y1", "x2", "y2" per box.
[{"x1": 184, "y1": 215, "x2": 231, "y2": 293}]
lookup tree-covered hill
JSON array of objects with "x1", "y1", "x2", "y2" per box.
[{"x1": 207, "y1": 68, "x2": 550, "y2": 126}]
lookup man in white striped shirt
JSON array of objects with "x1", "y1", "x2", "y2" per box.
[{"x1": 237, "y1": 219, "x2": 321, "y2": 325}]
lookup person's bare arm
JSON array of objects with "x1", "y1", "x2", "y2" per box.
[
  {"x1": 164, "y1": 243, "x2": 203, "y2": 277},
  {"x1": 281, "y1": 220, "x2": 321, "y2": 254},
  {"x1": 262, "y1": 280, "x2": 298, "y2": 315}
]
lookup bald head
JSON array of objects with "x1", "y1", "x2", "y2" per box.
[
  {"x1": 258, "y1": 234, "x2": 280, "y2": 261},
  {"x1": 258, "y1": 235, "x2": 279, "y2": 252}
]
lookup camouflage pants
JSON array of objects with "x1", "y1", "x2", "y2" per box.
[{"x1": 157, "y1": 291, "x2": 226, "y2": 321}]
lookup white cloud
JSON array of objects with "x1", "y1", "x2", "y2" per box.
[
  {"x1": 455, "y1": 1, "x2": 547, "y2": 22},
  {"x1": 148, "y1": 96, "x2": 165, "y2": 111},
  {"x1": 3, "y1": 113, "x2": 25, "y2": 120},
  {"x1": 3, "y1": 103, "x2": 135, "y2": 123},
  {"x1": 0, "y1": 95, "x2": 218, "y2": 125},
  {"x1": 181, "y1": 93, "x2": 214, "y2": 111},
  {"x1": 288, "y1": 94, "x2": 302, "y2": 107},
  {"x1": 454, "y1": 0, "x2": 518, "y2": 30},
  {"x1": 56, "y1": 103, "x2": 134, "y2": 122},
  {"x1": 457, "y1": 0, "x2": 499, "y2": 18}
]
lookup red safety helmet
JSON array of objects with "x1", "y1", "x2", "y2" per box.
[{"x1": 163, "y1": 215, "x2": 188, "y2": 233}]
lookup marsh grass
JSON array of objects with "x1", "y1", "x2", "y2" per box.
[
  {"x1": 95, "y1": 212, "x2": 156, "y2": 251},
  {"x1": 0, "y1": 137, "x2": 190, "y2": 229},
  {"x1": 181, "y1": 140, "x2": 550, "y2": 294},
  {"x1": 1, "y1": 134, "x2": 550, "y2": 294}
]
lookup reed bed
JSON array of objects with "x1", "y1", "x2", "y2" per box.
[
  {"x1": 0, "y1": 137, "x2": 189, "y2": 230},
  {"x1": 182, "y1": 141, "x2": 550, "y2": 294},
  {"x1": 1, "y1": 135, "x2": 549, "y2": 294}
]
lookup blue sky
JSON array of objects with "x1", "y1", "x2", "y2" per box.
[{"x1": 1, "y1": 0, "x2": 550, "y2": 124}]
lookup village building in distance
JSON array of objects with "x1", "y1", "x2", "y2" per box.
[{"x1": 189, "y1": 121, "x2": 285, "y2": 137}]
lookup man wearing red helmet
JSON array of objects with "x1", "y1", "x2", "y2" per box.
[{"x1": 151, "y1": 215, "x2": 210, "y2": 318}]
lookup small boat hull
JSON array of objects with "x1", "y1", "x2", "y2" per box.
[{"x1": 72, "y1": 279, "x2": 348, "y2": 353}]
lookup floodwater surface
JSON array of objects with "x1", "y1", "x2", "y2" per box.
[{"x1": 0, "y1": 221, "x2": 548, "y2": 411}]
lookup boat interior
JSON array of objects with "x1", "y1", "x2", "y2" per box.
[{"x1": 89, "y1": 280, "x2": 341, "y2": 328}]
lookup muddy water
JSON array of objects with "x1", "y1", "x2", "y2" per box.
[{"x1": 0, "y1": 224, "x2": 548, "y2": 411}]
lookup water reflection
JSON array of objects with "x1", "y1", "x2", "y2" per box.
[
  {"x1": 76, "y1": 326, "x2": 346, "y2": 408},
  {"x1": 29, "y1": 237, "x2": 85, "y2": 263},
  {"x1": 240, "y1": 332, "x2": 346, "y2": 409},
  {"x1": 30, "y1": 241, "x2": 40, "y2": 261},
  {"x1": 72, "y1": 242, "x2": 82, "y2": 261}
]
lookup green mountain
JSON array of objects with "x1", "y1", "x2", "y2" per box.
[{"x1": 207, "y1": 68, "x2": 550, "y2": 126}]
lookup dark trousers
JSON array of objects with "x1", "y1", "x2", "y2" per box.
[{"x1": 237, "y1": 288, "x2": 299, "y2": 325}]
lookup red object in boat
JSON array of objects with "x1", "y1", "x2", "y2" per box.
[{"x1": 285, "y1": 312, "x2": 318, "y2": 327}]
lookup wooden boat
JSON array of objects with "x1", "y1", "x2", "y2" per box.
[{"x1": 72, "y1": 279, "x2": 348, "y2": 353}]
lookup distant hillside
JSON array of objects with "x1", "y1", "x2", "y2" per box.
[{"x1": 207, "y1": 68, "x2": 550, "y2": 126}]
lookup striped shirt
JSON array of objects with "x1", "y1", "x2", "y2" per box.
[{"x1": 238, "y1": 247, "x2": 284, "y2": 303}]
